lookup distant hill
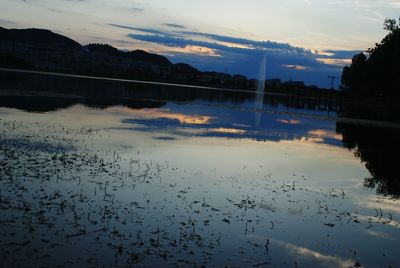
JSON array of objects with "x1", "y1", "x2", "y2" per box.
[
  {"x1": 0, "y1": 27, "x2": 82, "y2": 50},
  {"x1": 0, "y1": 27, "x2": 329, "y2": 95},
  {"x1": 0, "y1": 28, "x2": 175, "y2": 76},
  {"x1": 129, "y1": 49, "x2": 171, "y2": 66},
  {"x1": 85, "y1": 44, "x2": 171, "y2": 66}
]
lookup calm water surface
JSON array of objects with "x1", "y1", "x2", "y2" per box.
[{"x1": 0, "y1": 73, "x2": 399, "y2": 267}]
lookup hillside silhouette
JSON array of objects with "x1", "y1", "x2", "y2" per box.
[
  {"x1": 0, "y1": 27, "x2": 332, "y2": 95},
  {"x1": 0, "y1": 27, "x2": 81, "y2": 50},
  {"x1": 85, "y1": 44, "x2": 172, "y2": 66}
]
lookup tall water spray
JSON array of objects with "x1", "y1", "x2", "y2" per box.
[{"x1": 255, "y1": 54, "x2": 267, "y2": 129}]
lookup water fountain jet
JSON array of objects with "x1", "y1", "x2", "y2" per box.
[{"x1": 255, "y1": 54, "x2": 267, "y2": 129}]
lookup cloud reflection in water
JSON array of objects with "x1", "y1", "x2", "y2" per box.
[{"x1": 111, "y1": 104, "x2": 343, "y2": 146}]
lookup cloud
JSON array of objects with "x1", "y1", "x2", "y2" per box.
[
  {"x1": 110, "y1": 23, "x2": 356, "y2": 87},
  {"x1": 0, "y1": 18, "x2": 18, "y2": 25},
  {"x1": 177, "y1": 30, "x2": 312, "y2": 55},
  {"x1": 163, "y1": 23, "x2": 185, "y2": 29},
  {"x1": 283, "y1": 64, "x2": 307, "y2": 70},
  {"x1": 129, "y1": 7, "x2": 144, "y2": 13},
  {"x1": 110, "y1": 24, "x2": 314, "y2": 56},
  {"x1": 319, "y1": 49, "x2": 362, "y2": 59},
  {"x1": 110, "y1": 24, "x2": 166, "y2": 35},
  {"x1": 127, "y1": 33, "x2": 207, "y2": 49},
  {"x1": 317, "y1": 58, "x2": 352, "y2": 66},
  {"x1": 328, "y1": 0, "x2": 397, "y2": 22}
]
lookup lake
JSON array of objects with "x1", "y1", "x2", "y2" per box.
[{"x1": 0, "y1": 71, "x2": 399, "y2": 267}]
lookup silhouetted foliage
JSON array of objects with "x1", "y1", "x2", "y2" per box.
[
  {"x1": 341, "y1": 17, "x2": 400, "y2": 98},
  {"x1": 341, "y1": 53, "x2": 367, "y2": 92},
  {"x1": 383, "y1": 18, "x2": 400, "y2": 32}
]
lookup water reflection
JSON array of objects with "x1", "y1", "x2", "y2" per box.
[
  {"x1": 0, "y1": 95, "x2": 80, "y2": 112},
  {"x1": 1, "y1": 72, "x2": 399, "y2": 198},
  {"x1": 117, "y1": 104, "x2": 341, "y2": 146},
  {"x1": 1, "y1": 72, "x2": 400, "y2": 267},
  {"x1": 337, "y1": 122, "x2": 400, "y2": 196},
  {"x1": 112, "y1": 107, "x2": 214, "y2": 125},
  {"x1": 0, "y1": 70, "x2": 342, "y2": 114}
]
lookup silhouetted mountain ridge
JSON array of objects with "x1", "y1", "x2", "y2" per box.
[
  {"x1": 85, "y1": 43, "x2": 171, "y2": 66},
  {"x1": 0, "y1": 27, "x2": 339, "y2": 97},
  {"x1": 0, "y1": 27, "x2": 81, "y2": 50}
]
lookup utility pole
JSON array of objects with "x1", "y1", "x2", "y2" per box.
[{"x1": 328, "y1": 76, "x2": 339, "y2": 89}]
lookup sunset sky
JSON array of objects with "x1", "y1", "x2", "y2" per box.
[{"x1": 1, "y1": 0, "x2": 399, "y2": 87}]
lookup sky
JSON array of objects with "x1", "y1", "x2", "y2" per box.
[{"x1": 1, "y1": 0, "x2": 399, "y2": 88}]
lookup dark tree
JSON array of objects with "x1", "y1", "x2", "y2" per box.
[
  {"x1": 341, "y1": 53, "x2": 367, "y2": 92},
  {"x1": 383, "y1": 18, "x2": 399, "y2": 32},
  {"x1": 341, "y1": 17, "x2": 400, "y2": 98}
]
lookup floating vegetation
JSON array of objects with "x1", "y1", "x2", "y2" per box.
[{"x1": 0, "y1": 110, "x2": 399, "y2": 267}]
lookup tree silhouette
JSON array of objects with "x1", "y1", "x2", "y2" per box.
[
  {"x1": 383, "y1": 17, "x2": 399, "y2": 32},
  {"x1": 341, "y1": 53, "x2": 367, "y2": 92},
  {"x1": 341, "y1": 17, "x2": 400, "y2": 98}
]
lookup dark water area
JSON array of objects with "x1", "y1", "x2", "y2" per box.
[{"x1": 0, "y1": 71, "x2": 399, "y2": 267}]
